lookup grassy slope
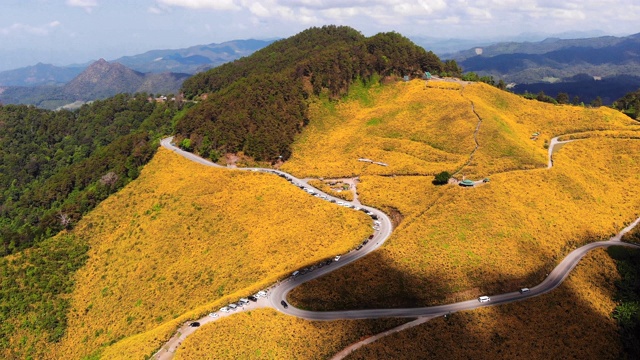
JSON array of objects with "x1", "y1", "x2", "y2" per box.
[
  {"x1": 174, "y1": 309, "x2": 406, "y2": 359},
  {"x1": 43, "y1": 148, "x2": 370, "y2": 359},
  {"x1": 288, "y1": 80, "x2": 640, "y2": 310},
  {"x1": 345, "y1": 249, "x2": 623, "y2": 360},
  {"x1": 281, "y1": 80, "x2": 477, "y2": 178}
]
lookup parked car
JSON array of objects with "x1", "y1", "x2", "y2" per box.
[
  {"x1": 189, "y1": 322, "x2": 200, "y2": 327},
  {"x1": 478, "y1": 296, "x2": 490, "y2": 303},
  {"x1": 256, "y1": 291, "x2": 267, "y2": 298},
  {"x1": 228, "y1": 303, "x2": 238, "y2": 310},
  {"x1": 209, "y1": 312, "x2": 219, "y2": 318},
  {"x1": 519, "y1": 288, "x2": 530, "y2": 294},
  {"x1": 334, "y1": 255, "x2": 341, "y2": 261},
  {"x1": 219, "y1": 307, "x2": 230, "y2": 313},
  {"x1": 363, "y1": 239, "x2": 369, "y2": 245},
  {"x1": 292, "y1": 270, "x2": 300, "y2": 277},
  {"x1": 239, "y1": 298, "x2": 250, "y2": 305},
  {"x1": 337, "y1": 201, "x2": 345, "y2": 206},
  {"x1": 368, "y1": 235, "x2": 374, "y2": 239},
  {"x1": 281, "y1": 300, "x2": 289, "y2": 309},
  {"x1": 248, "y1": 295, "x2": 258, "y2": 302},
  {"x1": 356, "y1": 245, "x2": 363, "y2": 250}
]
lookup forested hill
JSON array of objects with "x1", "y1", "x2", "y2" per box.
[
  {"x1": 176, "y1": 26, "x2": 449, "y2": 161},
  {"x1": 0, "y1": 95, "x2": 182, "y2": 255}
]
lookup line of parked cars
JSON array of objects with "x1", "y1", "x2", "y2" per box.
[{"x1": 218, "y1": 290, "x2": 267, "y2": 314}]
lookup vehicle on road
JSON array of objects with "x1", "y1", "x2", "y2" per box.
[
  {"x1": 356, "y1": 244, "x2": 363, "y2": 250},
  {"x1": 256, "y1": 291, "x2": 267, "y2": 298},
  {"x1": 189, "y1": 322, "x2": 200, "y2": 327},
  {"x1": 209, "y1": 312, "x2": 219, "y2": 318},
  {"x1": 337, "y1": 201, "x2": 345, "y2": 206},
  {"x1": 363, "y1": 239, "x2": 369, "y2": 245},
  {"x1": 292, "y1": 270, "x2": 300, "y2": 277},
  {"x1": 281, "y1": 300, "x2": 289, "y2": 309},
  {"x1": 478, "y1": 296, "x2": 490, "y2": 303},
  {"x1": 239, "y1": 298, "x2": 250, "y2": 305},
  {"x1": 368, "y1": 235, "x2": 374, "y2": 239},
  {"x1": 248, "y1": 295, "x2": 258, "y2": 302},
  {"x1": 228, "y1": 303, "x2": 238, "y2": 310},
  {"x1": 519, "y1": 288, "x2": 530, "y2": 294},
  {"x1": 219, "y1": 307, "x2": 230, "y2": 313},
  {"x1": 334, "y1": 255, "x2": 341, "y2": 261}
]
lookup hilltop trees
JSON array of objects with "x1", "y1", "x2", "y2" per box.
[
  {"x1": 177, "y1": 26, "x2": 448, "y2": 162},
  {"x1": 613, "y1": 88, "x2": 640, "y2": 120}
]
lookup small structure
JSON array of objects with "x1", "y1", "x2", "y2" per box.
[
  {"x1": 423, "y1": 72, "x2": 432, "y2": 80},
  {"x1": 459, "y1": 179, "x2": 474, "y2": 187},
  {"x1": 403, "y1": 75, "x2": 410, "y2": 82}
]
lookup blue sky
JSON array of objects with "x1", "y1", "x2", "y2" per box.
[{"x1": 1, "y1": 0, "x2": 638, "y2": 71}]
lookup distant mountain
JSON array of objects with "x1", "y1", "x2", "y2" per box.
[
  {"x1": 0, "y1": 59, "x2": 190, "y2": 109},
  {"x1": 112, "y1": 39, "x2": 276, "y2": 74},
  {"x1": 0, "y1": 39, "x2": 274, "y2": 90},
  {"x1": 0, "y1": 63, "x2": 84, "y2": 86},
  {"x1": 62, "y1": 59, "x2": 188, "y2": 100},
  {"x1": 448, "y1": 33, "x2": 640, "y2": 84},
  {"x1": 512, "y1": 75, "x2": 640, "y2": 105}
]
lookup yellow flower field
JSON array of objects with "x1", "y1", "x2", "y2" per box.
[
  {"x1": 44, "y1": 148, "x2": 371, "y2": 359},
  {"x1": 174, "y1": 309, "x2": 405, "y2": 359},
  {"x1": 282, "y1": 80, "x2": 638, "y2": 180},
  {"x1": 345, "y1": 248, "x2": 623, "y2": 360},
  {"x1": 290, "y1": 138, "x2": 640, "y2": 310}
]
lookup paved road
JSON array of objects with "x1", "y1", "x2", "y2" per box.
[{"x1": 156, "y1": 136, "x2": 640, "y2": 358}]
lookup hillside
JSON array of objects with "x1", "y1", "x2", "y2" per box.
[
  {"x1": 282, "y1": 80, "x2": 640, "y2": 312},
  {"x1": 175, "y1": 25, "x2": 446, "y2": 161},
  {"x1": 0, "y1": 94, "x2": 180, "y2": 256},
  {"x1": 0, "y1": 146, "x2": 371, "y2": 359}
]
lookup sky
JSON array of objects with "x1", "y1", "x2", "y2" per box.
[{"x1": 1, "y1": 0, "x2": 638, "y2": 71}]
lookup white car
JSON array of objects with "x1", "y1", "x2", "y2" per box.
[
  {"x1": 219, "y1": 307, "x2": 230, "y2": 313},
  {"x1": 334, "y1": 255, "x2": 341, "y2": 261},
  {"x1": 239, "y1": 298, "x2": 250, "y2": 305},
  {"x1": 256, "y1": 291, "x2": 267, "y2": 298},
  {"x1": 337, "y1": 201, "x2": 345, "y2": 206},
  {"x1": 209, "y1": 312, "x2": 219, "y2": 318},
  {"x1": 228, "y1": 303, "x2": 238, "y2": 310},
  {"x1": 478, "y1": 296, "x2": 490, "y2": 303}
]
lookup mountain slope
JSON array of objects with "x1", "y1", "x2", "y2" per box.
[
  {"x1": 176, "y1": 25, "x2": 446, "y2": 161},
  {"x1": 62, "y1": 59, "x2": 189, "y2": 101}
]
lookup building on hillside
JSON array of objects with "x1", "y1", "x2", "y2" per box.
[
  {"x1": 423, "y1": 72, "x2": 432, "y2": 80},
  {"x1": 459, "y1": 179, "x2": 474, "y2": 187}
]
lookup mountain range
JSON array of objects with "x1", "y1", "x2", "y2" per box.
[
  {"x1": 0, "y1": 60, "x2": 189, "y2": 109},
  {"x1": 0, "y1": 39, "x2": 275, "y2": 87}
]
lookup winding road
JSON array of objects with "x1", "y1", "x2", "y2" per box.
[{"x1": 155, "y1": 136, "x2": 640, "y2": 359}]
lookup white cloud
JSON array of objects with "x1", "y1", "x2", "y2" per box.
[
  {"x1": 157, "y1": 0, "x2": 240, "y2": 11},
  {"x1": 152, "y1": 0, "x2": 640, "y2": 37},
  {"x1": 0, "y1": 21, "x2": 62, "y2": 36},
  {"x1": 66, "y1": 0, "x2": 98, "y2": 13}
]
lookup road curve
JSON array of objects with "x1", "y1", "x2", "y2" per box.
[{"x1": 156, "y1": 136, "x2": 640, "y2": 358}]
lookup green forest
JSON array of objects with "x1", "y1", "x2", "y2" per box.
[
  {"x1": 0, "y1": 93, "x2": 183, "y2": 256},
  {"x1": 176, "y1": 25, "x2": 449, "y2": 161}
]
